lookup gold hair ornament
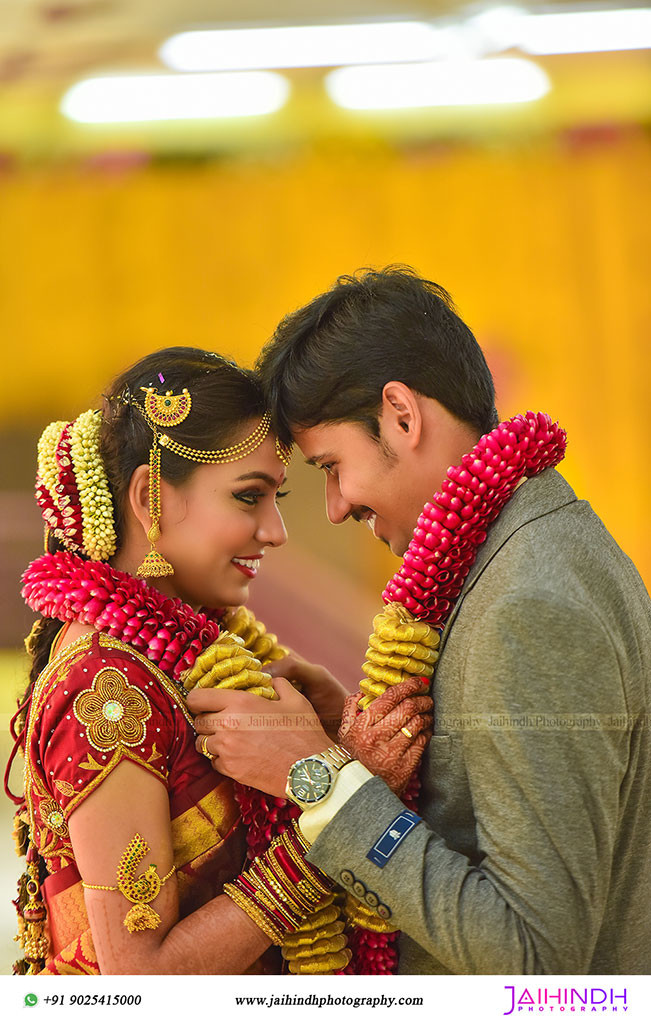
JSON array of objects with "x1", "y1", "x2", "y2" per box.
[
  {"x1": 141, "y1": 386, "x2": 192, "y2": 428},
  {"x1": 121, "y1": 386, "x2": 292, "y2": 579},
  {"x1": 82, "y1": 833, "x2": 175, "y2": 933}
]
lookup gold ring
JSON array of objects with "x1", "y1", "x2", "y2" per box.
[
  {"x1": 200, "y1": 735, "x2": 213, "y2": 760},
  {"x1": 400, "y1": 726, "x2": 413, "y2": 739}
]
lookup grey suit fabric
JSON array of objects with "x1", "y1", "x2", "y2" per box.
[{"x1": 307, "y1": 468, "x2": 651, "y2": 974}]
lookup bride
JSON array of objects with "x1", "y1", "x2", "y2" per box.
[{"x1": 9, "y1": 346, "x2": 427, "y2": 975}]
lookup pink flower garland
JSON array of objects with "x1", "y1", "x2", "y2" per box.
[
  {"x1": 384, "y1": 411, "x2": 567, "y2": 625},
  {"x1": 21, "y1": 551, "x2": 221, "y2": 681}
]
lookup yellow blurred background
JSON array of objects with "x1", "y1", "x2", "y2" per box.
[{"x1": 1, "y1": 0, "x2": 650, "y2": 975}]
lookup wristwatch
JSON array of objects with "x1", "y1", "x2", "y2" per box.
[{"x1": 285, "y1": 744, "x2": 355, "y2": 811}]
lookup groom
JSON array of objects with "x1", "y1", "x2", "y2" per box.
[{"x1": 188, "y1": 267, "x2": 651, "y2": 974}]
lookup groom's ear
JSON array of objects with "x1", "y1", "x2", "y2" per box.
[{"x1": 380, "y1": 382, "x2": 423, "y2": 450}]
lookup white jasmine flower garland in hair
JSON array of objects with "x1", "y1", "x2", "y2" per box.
[
  {"x1": 37, "y1": 421, "x2": 67, "y2": 510},
  {"x1": 69, "y1": 410, "x2": 117, "y2": 561}
]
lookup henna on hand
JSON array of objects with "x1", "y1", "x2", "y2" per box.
[{"x1": 337, "y1": 676, "x2": 433, "y2": 795}]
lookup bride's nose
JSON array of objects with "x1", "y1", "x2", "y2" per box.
[{"x1": 256, "y1": 503, "x2": 288, "y2": 548}]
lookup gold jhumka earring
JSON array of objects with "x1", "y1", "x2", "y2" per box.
[{"x1": 125, "y1": 386, "x2": 292, "y2": 579}]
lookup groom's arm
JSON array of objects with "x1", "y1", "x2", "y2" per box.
[{"x1": 303, "y1": 591, "x2": 630, "y2": 974}]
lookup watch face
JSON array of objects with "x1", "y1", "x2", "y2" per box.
[{"x1": 289, "y1": 758, "x2": 333, "y2": 804}]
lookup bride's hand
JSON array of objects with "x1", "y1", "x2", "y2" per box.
[
  {"x1": 337, "y1": 676, "x2": 433, "y2": 796},
  {"x1": 267, "y1": 655, "x2": 349, "y2": 739}
]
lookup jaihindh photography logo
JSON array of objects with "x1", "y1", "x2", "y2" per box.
[{"x1": 503, "y1": 986, "x2": 628, "y2": 1014}]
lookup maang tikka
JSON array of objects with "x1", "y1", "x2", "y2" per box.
[{"x1": 125, "y1": 384, "x2": 292, "y2": 579}]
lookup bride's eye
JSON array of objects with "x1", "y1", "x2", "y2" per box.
[
  {"x1": 233, "y1": 491, "x2": 264, "y2": 506},
  {"x1": 276, "y1": 490, "x2": 290, "y2": 500}
]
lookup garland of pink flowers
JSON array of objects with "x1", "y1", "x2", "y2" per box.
[
  {"x1": 384, "y1": 411, "x2": 567, "y2": 624},
  {"x1": 21, "y1": 552, "x2": 222, "y2": 681},
  {"x1": 339, "y1": 410, "x2": 567, "y2": 974}
]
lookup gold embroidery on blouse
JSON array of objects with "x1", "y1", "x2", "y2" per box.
[
  {"x1": 53, "y1": 779, "x2": 76, "y2": 798},
  {"x1": 78, "y1": 753, "x2": 104, "y2": 772},
  {"x1": 73, "y1": 667, "x2": 151, "y2": 752},
  {"x1": 40, "y1": 798, "x2": 69, "y2": 838},
  {"x1": 23, "y1": 632, "x2": 189, "y2": 867}
]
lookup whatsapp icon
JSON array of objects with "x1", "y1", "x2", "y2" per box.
[{"x1": 24, "y1": 993, "x2": 38, "y2": 1007}]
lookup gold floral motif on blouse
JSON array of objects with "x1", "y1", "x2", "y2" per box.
[
  {"x1": 39, "y1": 798, "x2": 69, "y2": 839},
  {"x1": 73, "y1": 667, "x2": 151, "y2": 752}
]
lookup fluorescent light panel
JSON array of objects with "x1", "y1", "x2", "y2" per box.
[
  {"x1": 517, "y1": 9, "x2": 651, "y2": 55},
  {"x1": 325, "y1": 59, "x2": 550, "y2": 110},
  {"x1": 160, "y1": 11, "x2": 651, "y2": 70},
  {"x1": 160, "y1": 22, "x2": 458, "y2": 71},
  {"x1": 61, "y1": 71, "x2": 289, "y2": 124}
]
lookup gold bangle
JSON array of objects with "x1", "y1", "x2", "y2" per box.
[
  {"x1": 255, "y1": 856, "x2": 312, "y2": 912},
  {"x1": 278, "y1": 834, "x2": 331, "y2": 895},
  {"x1": 267, "y1": 845, "x2": 329, "y2": 906},
  {"x1": 254, "y1": 861, "x2": 309, "y2": 916},
  {"x1": 247, "y1": 866, "x2": 303, "y2": 925},
  {"x1": 223, "y1": 883, "x2": 284, "y2": 945},
  {"x1": 293, "y1": 823, "x2": 311, "y2": 852}
]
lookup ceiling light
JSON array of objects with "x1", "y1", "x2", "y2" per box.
[
  {"x1": 159, "y1": 22, "x2": 459, "y2": 71},
  {"x1": 470, "y1": 6, "x2": 651, "y2": 56},
  {"x1": 60, "y1": 71, "x2": 290, "y2": 123},
  {"x1": 325, "y1": 58, "x2": 550, "y2": 111},
  {"x1": 515, "y1": 8, "x2": 651, "y2": 55}
]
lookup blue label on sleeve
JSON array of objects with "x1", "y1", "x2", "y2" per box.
[{"x1": 366, "y1": 809, "x2": 421, "y2": 867}]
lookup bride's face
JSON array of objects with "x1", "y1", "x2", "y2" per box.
[{"x1": 156, "y1": 432, "x2": 288, "y2": 610}]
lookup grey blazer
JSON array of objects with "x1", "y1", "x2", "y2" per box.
[{"x1": 307, "y1": 469, "x2": 651, "y2": 974}]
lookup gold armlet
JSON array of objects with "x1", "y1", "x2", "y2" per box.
[{"x1": 82, "y1": 833, "x2": 176, "y2": 934}]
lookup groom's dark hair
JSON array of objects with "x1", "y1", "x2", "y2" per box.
[{"x1": 256, "y1": 265, "x2": 498, "y2": 446}]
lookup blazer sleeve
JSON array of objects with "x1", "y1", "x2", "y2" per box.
[{"x1": 305, "y1": 589, "x2": 631, "y2": 973}]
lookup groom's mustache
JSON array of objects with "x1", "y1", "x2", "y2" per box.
[
  {"x1": 351, "y1": 506, "x2": 374, "y2": 523},
  {"x1": 350, "y1": 507, "x2": 391, "y2": 549}
]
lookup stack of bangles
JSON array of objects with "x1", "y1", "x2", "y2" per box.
[{"x1": 223, "y1": 824, "x2": 334, "y2": 945}]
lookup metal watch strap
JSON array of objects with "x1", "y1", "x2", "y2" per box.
[{"x1": 319, "y1": 744, "x2": 354, "y2": 772}]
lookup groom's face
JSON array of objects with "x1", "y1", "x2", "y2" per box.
[{"x1": 293, "y1": 420, "x2": 425, "y2": 557}]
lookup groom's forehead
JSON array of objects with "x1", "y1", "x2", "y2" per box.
[{"x1": 292, "y1": 421, "x2": 365, "y2": 460}]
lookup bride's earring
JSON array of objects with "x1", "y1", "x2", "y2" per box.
[
  {"x1": 136, "y1": 442, "x2": 174, "y2": 578},
  {"x1": 135, "y1": 387, "x2": 191, "y2": 579}
]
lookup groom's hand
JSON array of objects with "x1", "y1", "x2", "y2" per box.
[{"x1": 188, "y1": 678, "x2": 331, "y2": 798}]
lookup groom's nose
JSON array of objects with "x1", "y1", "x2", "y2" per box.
[{"x1": 325, "y1": 476, "x2": 353, "y2": 525}]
